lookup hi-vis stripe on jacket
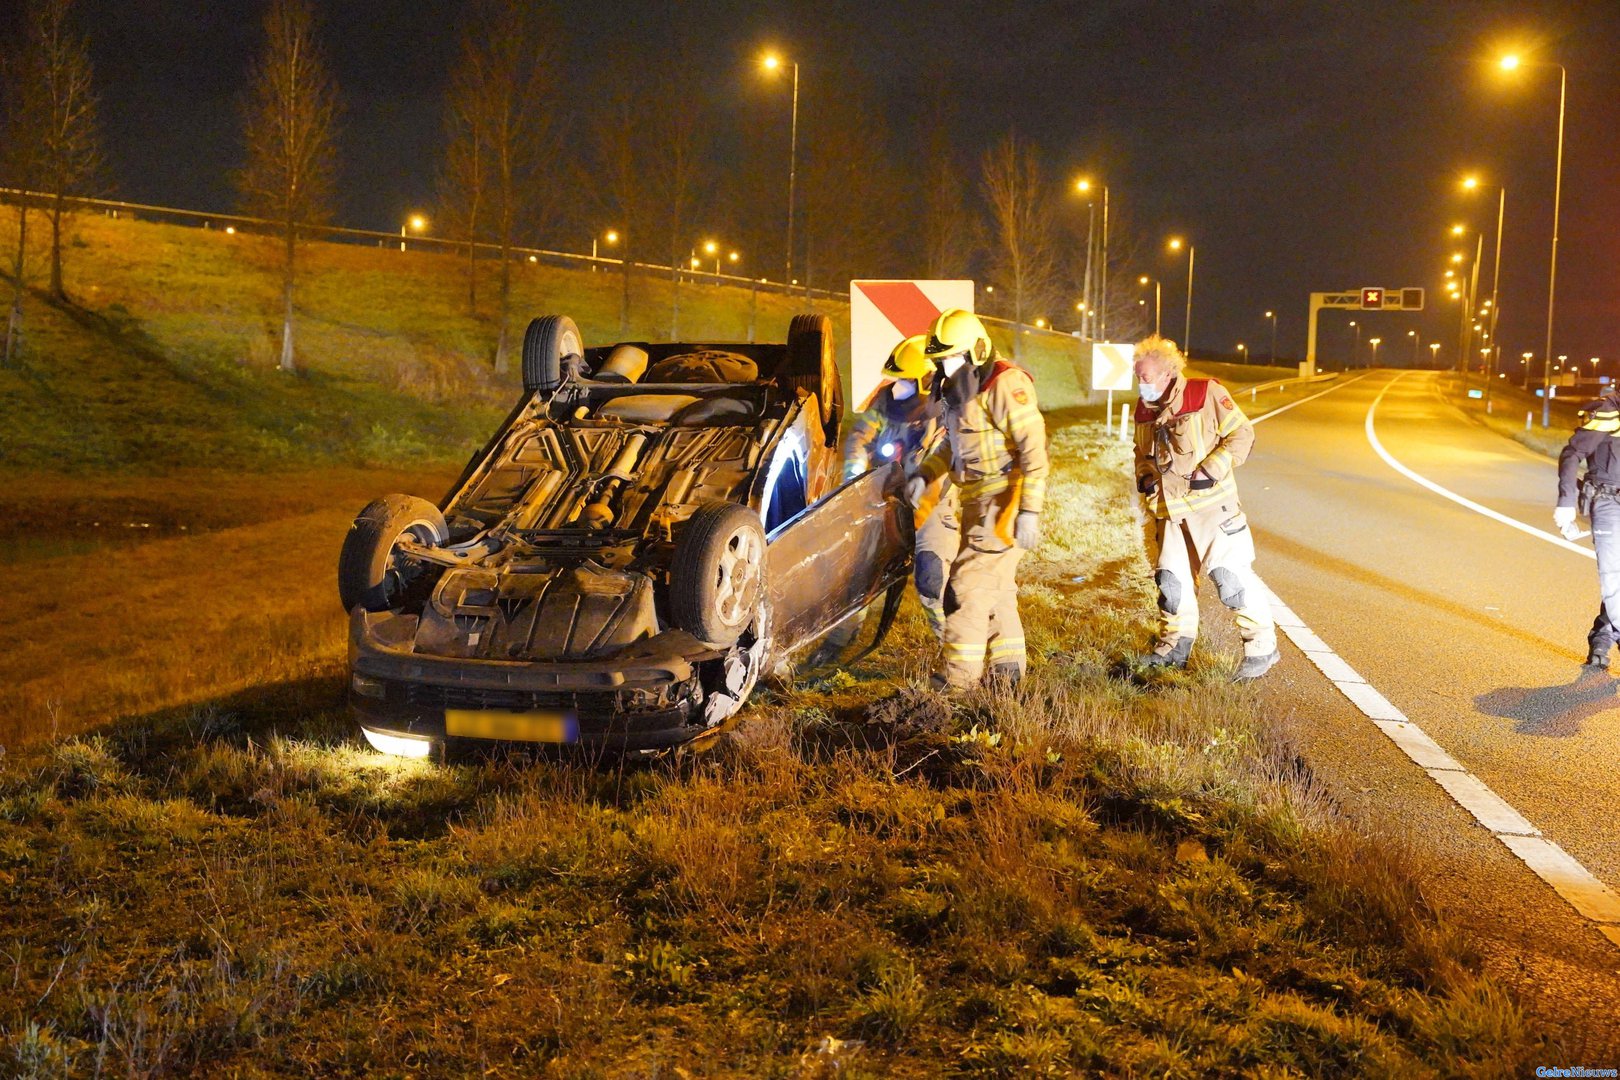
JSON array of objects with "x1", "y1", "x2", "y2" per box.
[
  {"x1": 918, "y1": 361, "x2": 1048, "y2": 514},
  {"x1": 1135, "y1": 377, "x2": 1254, "y2": 521}
]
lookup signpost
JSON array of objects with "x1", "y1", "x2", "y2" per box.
[
  {"x1": 1304, "y1": 287, "x2": 1426, "y2": 374},
  {"x1": 850, "y1": 279, "x2": 974, "y2": 408}
]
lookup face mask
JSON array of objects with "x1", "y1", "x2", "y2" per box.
[
  {"x1": 891, "y1": 379, "x2": 917, "y2": 401},
  {"x1": 939, "y1": 353, "x2": 969, "y2": 379},
  {"x1": 1138, "y1": 380, "x2": 1163, "y2": 402}
]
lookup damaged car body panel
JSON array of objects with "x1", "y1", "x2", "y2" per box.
[{"x1": 343, "y1": 315, "x2": 913, "y2": 753}]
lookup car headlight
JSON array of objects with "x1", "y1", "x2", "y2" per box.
[{"x1": 351, "y1": 673, "x2": 387, "y2": 700}]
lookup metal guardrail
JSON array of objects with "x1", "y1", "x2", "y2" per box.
[{"x1": 0, "y1": 186, "x2": 1088, "y2": 346}]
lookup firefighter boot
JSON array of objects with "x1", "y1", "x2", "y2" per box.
[
  {"x1": 1141, "y1": 636, "x2": 1194, "y2": 668},
  {"x1": 988, "y1": 662, "x2": 1023, "y2": 689},
  {"x1": 1232, "y1": 650, "x2": 1280, "y2": 681}
]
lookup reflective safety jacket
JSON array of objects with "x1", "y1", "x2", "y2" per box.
[
  {"x1": 917, "y1": 359, "x2": 1048, "y2": 516},
  {"x1": 842, "y1": 385, "x2": 941, "y2": 479},
  {"x1": 1557, "y1": 394, "x2": 1620, "y2": 506},
  {"x1": 1135, "y1": 376, "x2": 1254, "y2": 522}
]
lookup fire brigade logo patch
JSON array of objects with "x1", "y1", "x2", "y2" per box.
[
  {"x1": 1013, "y1": 388, "x2": 1030, "y2": 405},
  {"x1": 1218, "y1": 395, "x2": 1233, "y2": 410}
]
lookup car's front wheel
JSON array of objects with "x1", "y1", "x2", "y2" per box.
[
  {"x1": 337, "y1": 495, "x2": 448, "y2": 613},
  {"x1": 670, "y1": 502, "x2": 766, "y2": 647}
]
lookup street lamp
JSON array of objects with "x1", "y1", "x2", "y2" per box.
[
  {"x1": 1138, "y1": 274, "x2": 1161, "y2": 335},
  {"x1": 592, "y1": 228, "x2": 620, "y2": 270},
  {"x1": 400, "y1": 213, "x2": 427, "y2": 252},
  {"x1": 1429, "y1": 342, "x2": 1442, "y2": 367},
  {"x1": 762, "y1": 52, "x2": 800, "y2": 291},
  {"x1": 1167, "y1": 236, "x2": 1195, "y2": 353},
  {"x1": 1408, "y1": 329, "x2": 1419, "y2": 366},
  {"x1": 1264, "y1": 310, "x2": 1278, "y2": 366},
  {"x1": 1076, "y1": 178, "x2": 1110, "y2": 341},
  {"x1": 1369, "y1": 336, "x2": 1382, "y2": 366},
  {"x1": 1496, "y1": 51, "x2": 1567, "y2": 428},
  {"x1": 1348, "y1": 319, "x2": 1361, "y2": 368},
  {"x1": 1236, "y1": 342, "x2": 1247, "y2": 361}
]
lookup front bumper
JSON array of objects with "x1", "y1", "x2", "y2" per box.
[{"x1": 349, "y1": 609, "x2": 717, "y2": 751}]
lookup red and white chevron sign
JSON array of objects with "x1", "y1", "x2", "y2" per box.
[{"x1": 850, "y1": 279, "x2": 974, "y2": 408}]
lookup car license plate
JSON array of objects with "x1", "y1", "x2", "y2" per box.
[{"x1": 444, "y1": 708, "x2": 578, "y2": 743}]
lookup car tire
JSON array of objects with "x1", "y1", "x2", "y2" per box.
[
  {"x1": 670, "y1": 502, "x2": 767, "y2": 647},
  {"x1": 521, "y1": 315, "x2": 583, "y2": 394},
  {"x1": 338, "y1": 495, "x2": 448, "y2": 613},
  {"x1": 784, "y1": 312, "x2": 844, "y2": 445}
]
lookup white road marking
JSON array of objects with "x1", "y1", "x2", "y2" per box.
[
  {"x1": 1247, "y1": 372, "x2": 1620, "y2": 949},
  {"x1": 1365, "y1": 371, "x2": 1594, "y2": 560},
  {"x1": 1250, "y1": 371, "x2": 1372, "y2": 423}
]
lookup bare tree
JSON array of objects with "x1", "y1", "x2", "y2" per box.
[
  {"x1": 236, "y1": 0, "x2": 339, "y2": 373},
  {"x1": 981, "y1": 134, "x2": 1058, "y2": 357},
  {"x1": 590, "y1": 81, "x2": 652, "y2": 336},
  {"x1": 920, "y1": 101, "x2": 977, "y2": 279},
  {"x1": 26, "y1": 0, "x2": 101, "y2": 304},
  {"x1": 442, "y1": 0, "x2": 562, "y2": 374},
  {"x1": 1, "y1": 44, "x2": 46, "y2": 366},
  {"x1": 648, "y1": 61, "x2": 707, "y2": 338},
  {"x1": 437, "y1": 43, "x2": 488, "y2": 317},
  {"x1": 800, "y1": 66, "x2": 904, "y2": 289}
]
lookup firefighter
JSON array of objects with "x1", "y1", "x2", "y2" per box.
[
  {"x1": 1555, "y1": 392, "x2": 1620, "y2": 667},
  {"x1": 1133, "y1": 335, "x2": 1278, "y2": 679},
  {"x1": 912, "y1": 309, "x2": 1048, "y2": 689},
  {"x1": 843, "y1": 334, "x2": 960, "y2": 640}
]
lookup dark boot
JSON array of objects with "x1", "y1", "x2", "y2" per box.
[
  {"x1": 987, "y1": 662, "x2": 1023, "y2": 689},
  {"x1": 1140, "y1": 636, "x2": 1194, "y2": 668}
]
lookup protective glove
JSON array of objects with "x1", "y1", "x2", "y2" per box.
[
  {"x1": 1136, "y1": 472, "x2": 1158, "y2": 496},
  {"x1": 1159, "y1": 471, "x2": 1191, "y2": 500},
  {"x1": 905, "y1": 475, "x2": 927, "y2": 506},
  {"x1": 1554, "y1": 505, "x2": 1583, "y2": 540},
  {"x1": 1014, "y1": 510, "x2": 1042, "y2": 551}
]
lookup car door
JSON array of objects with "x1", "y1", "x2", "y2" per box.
[{"x1": 764, "y1": 461, "x2": 913, "y2": 656}]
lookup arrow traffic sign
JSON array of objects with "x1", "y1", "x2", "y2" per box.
[{"x1": 1092, "y1": 342, "x2": 1136, "y2": 392}]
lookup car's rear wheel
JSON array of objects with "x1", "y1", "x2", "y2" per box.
[
  {"x1": 784, "y1": 312, "x2": 844, "y2": 445},
  {"x1": 670, "y1": 502, "x2": 766, "y2": 646},
  {"x1": 338, "y1": 495, "x2": 448, "y2": 612},
  {"x1": 522, "y1": 315, "x2": 583, "y2": 394}
]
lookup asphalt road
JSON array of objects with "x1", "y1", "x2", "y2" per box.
[{"x1": 1238, "y1": 369, "x2": 1620, "y2": 1051}]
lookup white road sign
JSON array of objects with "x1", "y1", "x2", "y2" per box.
[
  {"x1": 1091, "y1": 342, "x2": 1136, "y2": 392},
  {"x1": 850, "y1": 279, "x2": 974, "y2": 409}
]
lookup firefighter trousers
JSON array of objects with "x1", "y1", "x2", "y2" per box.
[
  {"x1": 1149, "y1": 504, "x2": 1276, "y2": 657},
  {"x1": 940, "y1": 493, "x2": 1024, "y2": 687},
  {"x1": 915, "y1": 497, "x2": 961, "y2": 642}
]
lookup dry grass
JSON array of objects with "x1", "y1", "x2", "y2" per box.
[{"x1": 0, "y1": 422, "x2": 1546, "y2": 1076}]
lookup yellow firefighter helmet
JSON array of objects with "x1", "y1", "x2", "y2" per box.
[
  {"x1": 881, "y1": 334, "x2": 934, "y2": 388},
  {"x1": 924, "y1": 308, "x2": 994, "y2": 367}
]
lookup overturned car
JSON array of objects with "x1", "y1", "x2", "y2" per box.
[{"x1": 340, "y1": 313, "x2": 913, "y2": 755}]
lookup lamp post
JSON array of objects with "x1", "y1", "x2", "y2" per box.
[
  {"x1": 1168, "y1": 236, "x2": 1194, "y2": 354},
  {"x1": 1429, "y1": 342, "x2": 1442, "y2": 368},
  {"x1": 703, "y1": 239, "x2": 720, "y2": 277},
  {"x1": 1264, "y1": 310, "x2": 1278, "y2": 366},
  {"x1": 1236, "y1": 343, "x2": 1247, "y2": 362},
  {"x1": 1408, "y1": 329, "x2": 1419, "y2": 366},
  {"x1": 1076, "y1": 179, "x2": 1110, "y2": 340},
  {"x1": 400, "y1": 213, "x2": 427, "y2": 252},
  {"x1": 762, "y1": 53, "x2": 800, "y2": 291},
  {"x1": 1369, "y1": 336, "x2": 1382, "y2": 367},
  {"x1": 1498, "y1": 53, "x2": 1566, "y2": 427},
  {"x1": 1348, "y1": 319, "x2": 1360, "y2": 368},
  {"x1": 1462, "y1": 175, "x2": 1507, "y2": 412},
  {"x1": 1138, "y1": 275, "x2": 1160, "y2": 335}
]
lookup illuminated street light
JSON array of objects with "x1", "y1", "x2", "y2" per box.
[
  {"x1": 1429, "y1": 342, "x2": 1442, "y2": 367},
  {"x1": 1075, "y1": 178, "x2": 1110, "y2": 340},
  {"x1": 1495, "y1": 50, "x2": 1567, "y2": 427},
  {"x1": 1348, "y1": 319, "x2": 1361, "y2": 366},
  {"x1": 1450, "y1": 253, "x2": 1465, "y2": 264},
  {"x1": 761, "y1": 51, "x2": 801, "y2": 290},
  {"x1": 1451, "y1": 224, "x2": 1467, "y2": 236},
  {"x1": 1167, "y1": 236, "x2": 1195, "y2": 353},
  {"x1": 400, "y1": 212, "x2": 427, "y2": 252},
  {"x1": 1460, "y1": 173, "x2": 1507, "y2": 411},
  {"x1": 1035, "y1": 317, "x2": 1048, "y2": 329},
  {"x1": 1264, "y1": 309, "x2": 1278, "y2": 365},
  {"x1": 1138, "y1": 274, "x2": 1161, "y2": 334},
  {"x1": 1236, "y1": 342, "x2": 1247, "y2": 361},
  {"x1": 1369, "y1": 336, "x2": 1382, "y2": 368},
  {"x1": 1408, "y1": 328, "x2": 1420, "y2": 366}
]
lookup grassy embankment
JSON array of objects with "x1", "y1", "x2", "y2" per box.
[
  {"x1": 0, "y1": 211, "x2": 1541, "y2": 1073},
  {"x1": 1433, "y1": 373, "x2": 1580, "y2": 459}
]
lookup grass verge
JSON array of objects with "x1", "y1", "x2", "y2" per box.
[{"x1": 0, "y1": 422, "x2": 1541, "y2": 1076}]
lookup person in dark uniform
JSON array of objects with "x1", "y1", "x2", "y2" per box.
[{"x1": 1556, "y1": 392, "x2": 1620, "y2": 668}]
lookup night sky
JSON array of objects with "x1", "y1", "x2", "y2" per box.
[{"x1": 57, "y1": 0, "x2": 1620, "y2": 365}]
